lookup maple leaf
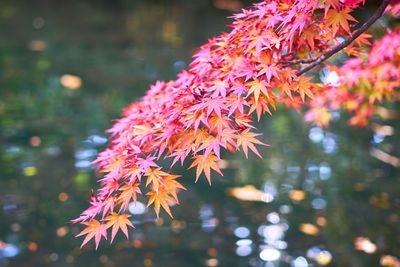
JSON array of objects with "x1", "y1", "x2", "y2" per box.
[
  {"x1": 147, "y1": 189, "x2": 176, "y2": 218},
  {"x1": 102, "y1": 196, "x2": 116, "y2": 218},
  {"x1": 281, "y1": 82, "x2": 293, "y2": 99},
  {"x1": 246, "y1": 78, "x2": 270, "y2": 104},
  {"x1": 124, "y1": 164, "x2": 142, "y2": 183},
  {"x1": 145, "y1": 167, "x2": 168, "y2": 191},
  {"x1": 257, "y1": 63, "x2": 279, "y2": 83},
  {"x1": 354, "y1": 33, "x2": 372, "y2": 47},
  {"x1": 236, "y1": 129, "x2": 267, "y2": 158},
  {"x1": 133, "y1": 124, "x2": 152, "y2": 137},
  {"x1": 323, "y1": 0, "x2": 341, "y2": 14},
  {"x1": 285, "y1": 13, "x2": 310, "y2": 44},
  {"x1": 208, "y1": 114, "x2": 231, "y2": 135},
  {"x1": 189, "y1": 153, "x2": 223, "y2": 185},
  {"x1": 294, "y1": 76, "x2": 313, "y2": 101},
  {"x1": 99, "y1": 179, "x2": 120, "y2": 196},
  {"x1": 247, "y1": 34, "x2": 272, "y2": 54},
  {"x1": 117, "y1": 183, "x2": 141, "y2": 211},
  {"x1": 226, "y1": 94, "x2": 249, "y2": 116},
  {"x1": 234, "y1": 114, "x2": 255, "y2": 128},
  {"x1": 137, "y1": 156, "x2": 158, "y2": 172},
  {"x1": 183, "y1": 110, "x2": 206, "y2": 132},
  {"x1": 249, "y1": 94, "x2": 275, "y2": 120},
  {"x1": 299, "y1": 26, "x2": 319, "y2": 50},
  {"x1": 205, "y1": 97, "x2": 227, "y2": 118},
  {"x1": 326, "y1": 8, "x2": 357, "y2": 35},
  {"x1": 211, "y1": 80, "x2": 229, "y2": 97},
  {"x1": 220, "y1": 128, "x2": 238, "y2": 149},
  {"x1": 76, "y1": 219, "x2": 108, "y2": 249},
  {"x1": 196, "y1": 135, "x2": 222, "y2": 158},
  {"x1": 163, "y1": 174, "x2": 185, "y2": 202},
  {"x1": 99, "y1": 157, "x2": 124, "y2": 173},
  {"x1": 75, "y1": 193, "x2": 103, "y2": 222},
  {"x1": 105, "y1": 213, "x2": 134, "y2": 242}
]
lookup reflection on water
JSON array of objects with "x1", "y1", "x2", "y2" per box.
[{"x1": 0, "y1": 0, "x2": 399, "y2": 267}]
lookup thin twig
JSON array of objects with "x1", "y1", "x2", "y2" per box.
[{"x1": 296, "y1": 0, "x2": 391, "y2": 76}]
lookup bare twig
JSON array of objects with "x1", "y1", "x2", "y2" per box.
[{"x1": 295, "y1": 0, "x2": 391, "y2": 76}]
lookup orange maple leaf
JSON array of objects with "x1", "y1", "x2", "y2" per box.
[
  {"x1": 117, "y1": 183, "x2": 141, "y2": 211},
  {"x1": 294, "y1": 76, "x2": 313, "y2": 101},
  {"x1": 105, "y1": 212, "x2": 134, "y2": 242},
  {"x1": 326, "y1": 8, "x2": 357, "y2": 35},
  {"x1": 76, "y1": 219, "x2": 108, "y2": 249},
  {"x1": 246, "y1": 78, "x2": 270, "y2": 104},
  {"x1": 189, "y1": 153, "x2": 223, "y2": 185},
  {"x1": 147, "y1": 189, "x2": 175, "y2": 218},
  {"x1": 236, "y1": 129, "x2": 266, "y2": 158},
  {"x1": 145, "y1": 167, "x2": 168, "y2": 191},
  {"x1": 163, "y1": 174, "x2": 186, "y2": 202}
]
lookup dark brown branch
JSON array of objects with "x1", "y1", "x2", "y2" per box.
[
  {"x1": 296, "y1": 0, "x2": 391, "y2": 76},
  {"x1": 282, "y1": 56, "x2": 322, "y2": 66}
]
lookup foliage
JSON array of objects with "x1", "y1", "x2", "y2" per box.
[
  {"x1": 306, "y1": 29, "x2": 400, "y2": 126},
  {"x1": 74, "y1": 0, "x2": 400, "y2": 248}
]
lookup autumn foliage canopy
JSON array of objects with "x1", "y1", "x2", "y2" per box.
[{"x1": 73, "y1": 0, "x2": 400, "y2": 248}]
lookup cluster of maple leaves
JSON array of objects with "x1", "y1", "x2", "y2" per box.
[
  {"x1": 305, "y1": 28, "x2": 400, "y2": 126},
  {"x1": 73, "y1": 0, "x2": 400, "y2": 249}
]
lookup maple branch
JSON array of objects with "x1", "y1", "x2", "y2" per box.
[
  {"x1": 282, "y1": 56, "x2": 322, "y2": 67},
  {"x1": 296, "y1": 0, "x2": 391, "y2": 76}
]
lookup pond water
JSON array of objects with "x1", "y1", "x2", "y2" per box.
[{"x1": 0, "y1": 1, "x2": 399, "y2": 267}]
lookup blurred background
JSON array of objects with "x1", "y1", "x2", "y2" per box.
[{"x1": 0, "y1": 0, "x2": 399, "y2": 266}]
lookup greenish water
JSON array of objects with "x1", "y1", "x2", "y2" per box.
[{"x1": 0, "y1": 1, "x2": 399, "y2": 267}]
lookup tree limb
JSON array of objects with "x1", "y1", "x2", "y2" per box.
[
  {"x1": 296, "y1": 0, "x2": 391, "y2": 76},
  {"x1": 282, "y1": 56, "x2": 322, "y2": 67}
]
